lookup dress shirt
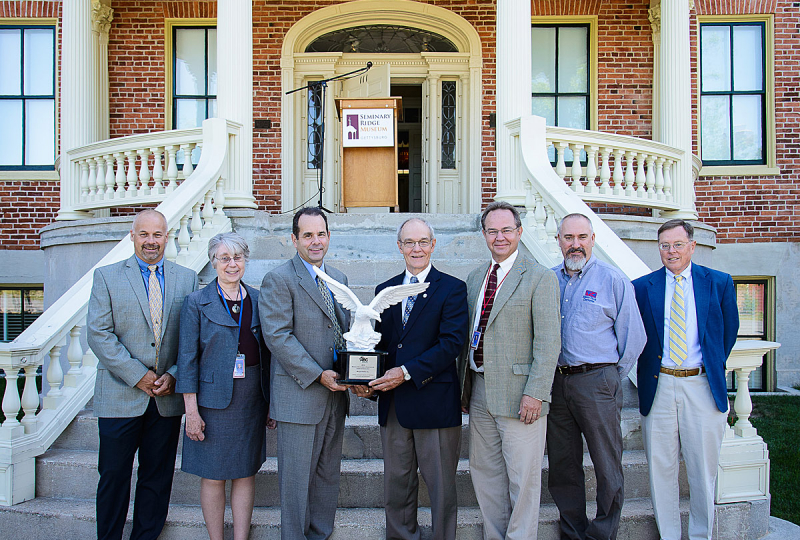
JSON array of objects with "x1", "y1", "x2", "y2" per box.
[
  {"x1": 469, "y1": 250, "x2": 519, "y2": 373},
  {"x1": 135, "y1": 255, "x2": 164, "y2": 298},
  {"x1": 401, "y1": 263, "x2": 432, "y2": 313},
  {"x1": 662, "y1": 263, "x2": 703, "y2": 368},
  {"x1": 301, "y1": 258, "x2": 337, "y2": 306},
  {"x1": 553, "y1": 255, "x2": 646, "y2": 377}
]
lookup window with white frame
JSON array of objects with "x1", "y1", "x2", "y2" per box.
[
  {"x1": 0, "y1": 26, "x2": 56, "y2": 169},
  {"x1": 172, "y1": 26, "x2": 217, "y2": 129},
  {"x1": 700, "y1": 22, "x2": 766, "y2": 166},
  {"x1": 1, "y1": 287, "x2": 44, "y2": 342},
  {"x1": 728, "y1": 278, "x2": 774, "y2": 391}
]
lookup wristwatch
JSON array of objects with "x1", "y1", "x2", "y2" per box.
[{"x1": 400, "y1": 365, "x2": 411, "y2": 381}]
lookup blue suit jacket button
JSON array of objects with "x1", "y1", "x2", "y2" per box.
[{"x1": 398, "y1": 344, "x2": 403, "y2": 349}]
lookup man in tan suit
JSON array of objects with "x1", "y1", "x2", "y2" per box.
[{"x1": 459, "y1": 201, "x2": 561, "y2": 540}]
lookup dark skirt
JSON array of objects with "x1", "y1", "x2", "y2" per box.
[{"x1": 181, "y1": 364, "x2": 267, "y2": 480}]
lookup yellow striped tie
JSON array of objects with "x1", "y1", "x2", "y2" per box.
[
  {"x1": 148, "y1": 265, "x2": 163, "y2": 370},
  {"x1": 668, "y1": 275, "x2": 687, "y2": 366}
]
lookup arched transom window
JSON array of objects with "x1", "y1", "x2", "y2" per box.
[{"x1": 305, "y1": 25, "x2": 458, "y2": 53}]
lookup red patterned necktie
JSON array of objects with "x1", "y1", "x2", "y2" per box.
[{"x1": 473, "y1": 263, "x2": 500, "y2": 369}]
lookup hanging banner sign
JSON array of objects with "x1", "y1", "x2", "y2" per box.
[{"x1": 342, "y1": 109, "x2": 395, "y2": 148}]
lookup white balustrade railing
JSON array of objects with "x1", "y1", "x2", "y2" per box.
[
  {"x1": 544, "y1": 126, "x2": 701, "y2": 212},
  {"x1": 62, "y1": 127, "x2": 203, "y2": 213},
  {"x1": 0, "y1": 118, "x2": 238, "y2": 506}
]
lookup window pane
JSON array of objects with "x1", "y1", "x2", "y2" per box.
[
  {"x1": 531, "y1": 27, "x2": 555, "y2": 92},
  {"x1": 0, "y1": 100, "x2": 22, "y2": 165},
  {"x1": 732, "y1": 94, "x2": 763, "y2": 161},
  {"x1": 701, "y1": 26, "x2": 730, "y2": 92},
  {"x1": 25, "y1": 99, "x2": 55, "y2": 165},
  {"x1": 441, "y1": 81, "x2": 457, "y2": 169},
  {"x1": 23, "y1": 28, "x2": 54, "y2": 95},
  {"x1": 0, "y1": 29, "x2": 22, "y2": 95},
  {"x1": 207, "y1": 29, "x2": 217, "y2": 95},
  {"x1": 532, "y1": 96, "x2": 555, "y2": 125},
  {"x1": 208, "y1": 98, "x2": 217, "y2": 119},
  {"x1": 736, "y1": 283, "x2": 765, "y2": 336},
  {"x1": 176, "y1": 98, "x2": 205, "y2": 129},
  {"x1": 175, "y1": 28, "x2": 207, "y2": 95},
  {"x1": 733, "y1": 25, "x2": 763, "y2": 92},
  {"x1": 700, "y1": 95, "x2": 731, "y2": 161},
  {"x1": 558, "y1": 27, "x2": 588, "y2": 93},
  {"x1": 557, "y1": 96, "x2": 587, "y2": 129}
]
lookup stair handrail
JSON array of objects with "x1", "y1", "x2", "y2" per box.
[{"x1": 0, "y1": 117, "x2": 238, "y2": 506}]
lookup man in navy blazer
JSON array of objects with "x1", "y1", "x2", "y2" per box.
[
  {"x1": 354, "y1": 218, "x2": 468, "y2": 540},
  {"x1": 633, "y1": 219, "x2": 739, "y2": 540}
]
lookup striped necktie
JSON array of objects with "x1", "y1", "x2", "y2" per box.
[
  {"x1": 317, "y1": 276, "x2": 345, "y2": 350},
  {"x1": 668, "y1": 275, "x2": 688, "y2": 366},
  {"x1": 148, "y1": 265, "x2": 163, "y2": 370},
  {"x1": 402, "y1": 276, "x2": 419, "y2": 327},
  {"x1": 473, "y1": 263, "x2": 500, "y2": 369}
]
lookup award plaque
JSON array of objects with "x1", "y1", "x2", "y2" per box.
[{"x1": 335, "y1": 350, "x2": 387, "y2": 385}]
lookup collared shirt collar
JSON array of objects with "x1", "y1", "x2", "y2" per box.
[
  {"x1": 492, "y1": 249, "x2": 519, "y2": 274},
  {"x1": 558, "y1": 253, "x2": 598, "y2": 279},
  {"x1": 404, "y1": 263, "x2": 432, "y2": 284},
  {"x1": 135, "y1": 255, "x2": 164, "y2": 273},
  {"x1": 665, "y1": 262, "x2": 693, "y2": 283},
  {"x1": 300, "y1": 257, "x2": 325, "y2": 280}
]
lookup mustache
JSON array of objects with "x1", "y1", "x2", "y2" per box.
[{"x1": 566, "y1": 247, "x2": 586, "y2": 256}]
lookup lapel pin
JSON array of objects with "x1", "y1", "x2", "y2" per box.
[{"x1": 423, "y1": 293, "x2": 427, "y2": 298}]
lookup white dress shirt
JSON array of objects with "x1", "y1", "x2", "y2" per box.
[
  {"x1": 469, "y1": 250, "x2": 519, "y2": 373},
  {"x1": 662, "y1": 263, "x2": 704, "y2": 368},
  {"x1": 401, "y1": 263, "x2": 432, "y2": 313}
]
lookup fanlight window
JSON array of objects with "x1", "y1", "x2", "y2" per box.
[{"x1": 305, "y1": 25, "x2": 458, "y2": 53}]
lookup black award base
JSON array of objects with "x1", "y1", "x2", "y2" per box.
[{"x1": 334, "y1": 350, "x2": 387, "y2": 385}]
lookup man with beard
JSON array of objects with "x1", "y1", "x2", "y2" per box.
[{"x1": 548, "y1": 213, "x2": 645, "y2": 540}]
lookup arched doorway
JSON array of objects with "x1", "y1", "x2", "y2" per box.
[{"x1": 280, "y1": 1, "x2": 483, "y2": 213}]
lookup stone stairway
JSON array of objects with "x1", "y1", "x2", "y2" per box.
[{"x1": 0, "y1": 212, "x2": 765, "y2": 538}]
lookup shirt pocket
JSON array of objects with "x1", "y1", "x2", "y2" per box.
[{"x1": 570, "y1": 302, "x2": 603, "y2": 331}]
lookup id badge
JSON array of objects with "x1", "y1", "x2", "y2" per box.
[
  {"x1": 233, "y1": 354, "x2": 246, "y2": 379},
  {"x1": 470, "y1": 329, "x2": 482, "y2": 350}
]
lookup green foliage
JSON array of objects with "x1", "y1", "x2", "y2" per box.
[{"x1": 750, "y1": 395, "x2": 800, "y2": 525}]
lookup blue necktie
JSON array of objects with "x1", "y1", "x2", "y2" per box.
[{"x1": 402, "y1": 276, "x2": 419, "y2": 327}]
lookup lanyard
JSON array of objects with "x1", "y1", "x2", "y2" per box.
[
  {"x1": 217, "y1": 281, "x2": 244, "y2": 346},
  {"x1": 479, "y1": 264, "x2": 509, "y2": 320}
]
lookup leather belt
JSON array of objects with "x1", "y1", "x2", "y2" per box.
[
  {"x1": 556, "y1": 362, "x2": 616, "y2": 375},
  {"x1": 660, "y1": 366, "x2": 704, "y2": 377}
]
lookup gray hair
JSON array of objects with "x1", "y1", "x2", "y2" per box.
[
  {"x1": 208, "y1": 232, "x2": 250, "y2": 268},
  {"x1": 557, "y1": 213, "x2": 593, "y2": 235},
  {"x1": 397, "y1": 218, "x2": 436, "y2": 242},
  {"x1": 480, "y1": 201, "x2": 522, "y2": 230}
]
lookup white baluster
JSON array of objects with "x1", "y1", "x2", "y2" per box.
[
  {"x1": 138, "y1": 148, "x2": 151, "y2": 196},
  {"x1": 524, "y1": 180, "x2": 536, "y2": 229},
  {"x1": 599, "y1": 147, "x2": 612, "y2": 194},
  {"x1": 83, "y1": 349, "x2": 98, "y2": 369},
  {"x1": 733, "y1": 367, "x2": 758, "y2": 438},
  {"x1": 20, "y1": 365, "x2": 39, "y2": 433},
  {"x1": 214, "y1": 178, "x2": 227, "y2": 226},
  {"x1": 104, "y1": 155, "x2": 116, "y2": 199},
  {"x1": 177, "y1": 214, "x2": 191, "y2": 264},
  {"x1": 624, "y1": 151, "x2": 636, "y2": 197},
  {"x1": 79, "y1": 159, "x2": 90, "y2": 202},
  {"x1": 612, "y1": 149, "x2": 624, "y2": 196},
  {"x1": 534, "y1": 192, "x2": 547, "y2": 242},
  {"x1": 201, "y1": 190, "x2": 215, "y2": 238},
  {"x1": 43, "y1": 344, "x2": 64, "y2": 409},
  {"x1": 126, "y1": 151, "x2": 138, "y2": 197},
  {"x1": 87, "y1": 158, "x2": 98, "y2": 201},
  {"x1": 64, "y1": 325, "x2": 84, "y2": 387},
  {"x1": 190, "y1": 202, "x2": 203, "y2": 248},
  {"x1": 544, "y1": 205, "x2": 559, "y2": 257},
  {"x1": 95, "y1": 157, "x2": 107, "y2": 200},
  {"x1": 165, "y1": 228, "x2": 178, "y2": 262},
  {"x1": 151, "y1": 147, "x2": 164, "y2": 194},
  {"x1": 570, "y1": 143, "x2": 584, "y2": 193},
  {"x1": 1, "y1": 367, "x2": 22, "y2": 428},
  {"x1": 115, "y1": 153, "x2": 126, "y2": 198},
  {"x1": 663, "y1": 159, "x2": 674, "y2": 201},
  {"x1": 555, "y1": 142, "x2": 568, "y2": 180},
  {"x1": 636, "y1": 153, "x2": 647, "y2": 197},
  {"x1": 585, "y1": 146, "x2": 598, "y2": 194},
  {"x1": 165, "y1": 145, "x2": 179, "y2": 192},
  {"x1": 655, "y1": 157, "x2": 666, "y2": 199},
  {"x1": 645, "y1": 155, "x2": 656, "y2": 199},
  {"x1": 181, "y1": 143, "x2": 196, "y2": 178}
]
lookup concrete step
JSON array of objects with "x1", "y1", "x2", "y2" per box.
[
  {"x1": 1, "y1": 495, "x2": 765, "y2": 540},
  {"x1": 53, "y1": 407, "x2": 645, "y2": 457},
  {"x1": 36, "y1": 447, "x2": 684, "y2": 508}
]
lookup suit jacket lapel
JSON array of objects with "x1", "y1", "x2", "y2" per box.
[
  {"x1": 692, "y1": 264, "x2": 711, "y2": 346},
  {"x1": 125, "y1": 256, "x2": 153, "y2": 329},
  {"x1": 467, "y1": 262, "x2": 490, "y2": 326},
  {"x1": 200, "y1": 278, "x2": 240, "y2": 328},
  {"x1": 161, "y1": 261, "x2": 178, "y2": 337},
  {"x1": 647, "y1": 268, "x2": 667, "y2": 349},
  {"x1": 486, "y1": 257, "x2": 525, "y2": 329},
  {"x1": 293, "y1": 255, "x2": 336, "y2": 322},
  {"x1": 401, "y1": 267, "x2": 440, "y2": 337}
]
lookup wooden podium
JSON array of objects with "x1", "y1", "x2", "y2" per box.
[{"x1": 336, "y1": 98, "x2": 401, "y2": 211}]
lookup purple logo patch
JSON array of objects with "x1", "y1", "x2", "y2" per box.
[{"x1": 583, "y1": 290, "x2": 597, "y2": 303}]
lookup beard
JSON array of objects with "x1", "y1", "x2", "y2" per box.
[{"x1": 564, "y1": 249, "x2": 588, "y2": 272}]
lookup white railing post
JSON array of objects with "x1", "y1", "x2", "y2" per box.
[
  {"x1": 1, "y1": 368, "x2": 22, "y2": 430},
  {"x1": 20, "y1": 365, "x2": 39, "y2": 433},
  {"x1": 64, "y1": 325, "x2": 84, "y2": 387},
  {"x1": 43, "y1": 344, "x2": 65, "y2": 410}
]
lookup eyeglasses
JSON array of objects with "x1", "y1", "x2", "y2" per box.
[
  {"x1": 215, "y1": 255, "x2": 245, "y2": 264},
  {"x1": 401, "y1": 239, "x2": 432, "y2": 249},
  {"x1": 484, "y1": 227, "x2": 519, "y2": 238},
  {"x1": 658, "y1": 242, "x2": 689, "y2": 252}
]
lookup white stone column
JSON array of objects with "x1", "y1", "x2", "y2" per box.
[
  {"x1": 495, "y1": 0, "x2": 531, "y2": 205},
  {"x1": 57, "y1": 0, "x2": 97, "y2": 220},
  {"x1": 216, "y1": 0, "x2": 257, "y2": 208},
  {"x1": 426, "y1": 74, "x2": 440, "y2": 212},
  {"x1": 657, "y1": 0, "x2": 698, "y2": 219},
  {"x1": 92, "y1": 1, "x2": 113, "y2": 141}
]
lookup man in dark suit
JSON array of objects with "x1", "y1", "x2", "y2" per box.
[
  {"x1": 87, "y1": 209, "x2": 199, "y2": 540},
  {"x1": 260, "y1": 207, "x2": 351, "y2": 540},
  {"x1": 353, "y1": 218, "x2": 468, "y2": 540},
  {"x1": 633, "y1": 219, "x2": 739, "y2": 540}
]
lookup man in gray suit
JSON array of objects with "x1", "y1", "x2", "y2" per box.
[
  {"x1": 459, "y1": 201, "x2": 561, "y2": 540},
  {"x1": 88, "y1": 209, "x2": 199, "y2": 540},
  {"x1": 260, "y1": 207, "x2": 351, "y2": 540}
]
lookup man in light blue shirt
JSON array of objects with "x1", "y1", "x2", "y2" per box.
[{"x1": 548, "y1": 213, "x2": 646, "y2": 540}]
